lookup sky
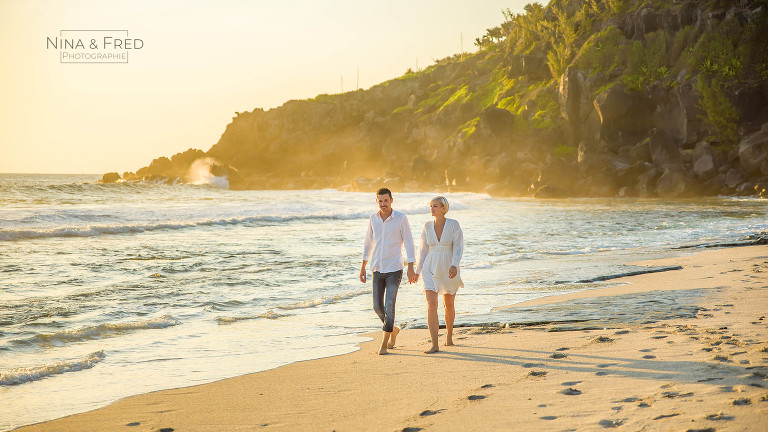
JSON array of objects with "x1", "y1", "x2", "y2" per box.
[{"x1": 0, "y1": 0, "x2": 534, "y2": 174}]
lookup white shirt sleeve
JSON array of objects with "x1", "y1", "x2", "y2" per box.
[
  {"x1": 416, "y1": 223, "x2": 429, "y2": 274},
  {"x1": 402, "y1": 215, "x2": 416, "y2": 264},
  {"x1": 362, "y1": 216, "x2": 374, "y2": 262},
  {"x1": 451, "y1": 220, "x2": 463, "y2": 267}
]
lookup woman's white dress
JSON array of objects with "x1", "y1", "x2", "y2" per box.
[{"x1": 417, "y1": 218, "x2": 464, "y2": 294}]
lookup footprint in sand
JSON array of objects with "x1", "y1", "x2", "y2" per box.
[
  {"x1": 697, "y1": 377, "x2": 722, "y2": 383},
  {"x1": 662, "y1": 391, "x2": 694, "y2": 398},
  {"x1": 732, "y1": 398, "x2": 752, "y2": 406},
  {"x1": 126, "y1": 423, "x2": 140, "y2": 427},
  {"x1": 529, "y1": 371, "x2": 548, "y2": 377},
  {"x1": 614, "y1": 330, "x2": 630, "y2": 335},
  {"x1": 480, "y1": 384, "x2": 494, "y2": 389},
  {"x1": 550, "y1": 352, "x2": 567, "y2": 359},
  {"x1": 653, "y1": 413, "x2": 680, "y2": 420},
  {"x1": 419, "y1": 409, "x2": 444, "y2": 417},
  {"x1": 467, "y1": 394, "x2": 486, "y2": 401},
  {"x1": 598, "y1": 419, "x2": 624, "y2": 428},
  {"x1": 706, "y1": 412, "x2": 734, "y2": 420},
  {"x1": 562, "y1": 381, "x2": 582, "y2": 386},
  {"x1": 749, "y1": 367, "x2": 768, "y2": 378},
  {"x1": 596, "y1": 371, "x2": 609, "y2": 376},
  {"x1": 643, "y1": 355, "x2": 657, "y2": 359},
  {"x1": 594, "y1": 336, "x2": 614, "y2": 343},
  {"x1": 555, "y1": 347, "x2": 570, "y2": 351},
  {"x1": 651, "y1": 335, "x2": 668, "y2": 339},
  {"x1": 562, "y1": 388, "x2": 582, "y2": 395},
  {"x1": 402, "y1": 427, "x2": 423, "y2": 432},
  {"x1": 540, "y1": 416, "x2": 558, "y2": 420}
]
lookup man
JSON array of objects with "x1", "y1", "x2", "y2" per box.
[{"x1": 360, "y1": 188, "x2": 416, "y2": 355}]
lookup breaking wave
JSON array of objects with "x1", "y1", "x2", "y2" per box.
[
  {"x1": 216, "y1": 290, "x2": 369, "y2": 324},
  {"x1": 275, "y1": 290, "x2": 369, "y2": 311},
  {"x1": 0, "y1": 351, "x2": 106, "y2": 386},
  {"x1": 8, "y1": 315, "x2": 180, "y2": 349}
]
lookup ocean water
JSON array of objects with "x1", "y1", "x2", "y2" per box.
[{"x1": 1, "y1": 173, "x2": 766, "y2": 430}]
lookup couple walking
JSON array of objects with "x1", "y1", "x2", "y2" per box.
[{"x1": 359, "y1": 188, "x2": 464, "y2": 355}]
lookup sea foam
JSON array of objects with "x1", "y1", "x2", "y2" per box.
[{"x1": 0, "y1": 351, "x2": 106, "y2": 386}]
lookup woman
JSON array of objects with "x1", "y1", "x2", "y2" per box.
[{"x1": 415, "y1": 196, "x2": 464, "y2": 354}]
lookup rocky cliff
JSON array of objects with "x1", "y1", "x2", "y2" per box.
[{"x1": 106, "y1": 0, "x2": 768, "y2": 198}]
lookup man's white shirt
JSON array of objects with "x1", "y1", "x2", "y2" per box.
[{"x1": 362, "y1": 210, "x2": 415, "y2": 273}]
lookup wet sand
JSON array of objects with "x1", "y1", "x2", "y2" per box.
[{"x1": 17, "y1": 245, "x2": 768, "y2": 431}]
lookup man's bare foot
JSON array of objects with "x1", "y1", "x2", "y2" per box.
[
  {"x1": 424, "y1": 345, "x2": 440, "y2": 354},
  {"x1": 446, "y1": 337, "x2": 454, "y2": 346},
  {"x1": 378, "y1": 347, "x2": 388, "y2": 355},
  {"x1": 387, "y1": 326, "x2": 400, "y2": 349}
]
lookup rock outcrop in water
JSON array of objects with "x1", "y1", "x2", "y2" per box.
[{"x1": 107, "y1": 0, "x2": 768, "y2": 198}]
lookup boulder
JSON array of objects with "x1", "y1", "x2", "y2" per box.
[
  {"x1": 593, "y1": 84, "x2": 635, "y2": 125},
  {"x1": 101, "y1": 172, "x2": 121, "y2": 183},
  {"x1": 635, "y1": 167, "x2": 660, "y2": 196},
  {"x1": 692, "y1": 142, "x2": 717, "y2": 180},
  {"x1": 703, "y1": 174, "x2": 726, "y2": 193},
  {"x1": 738, "y1": 126, "x2": 768, "y2": 173},
  {"x1": 648, "y1": 128, "x2": 682, "y2": 170},
  {"x1": 725, "y1": 168, "x2": 748, "y2": 189},
  {"x1": 147, "y1": 157, "x2": 172, "y2": 176},
  {"x1": 629, "y1": 138, "x2": 652, "y2": 162},
  {"x1": 478, "y1": 108, "x2": 515, "y2": 138},
  {"x1": 656, "y1": 169, "x2": 688, "y2": 198}
]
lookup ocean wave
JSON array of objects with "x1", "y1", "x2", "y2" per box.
[
  {"x1": 216, "y1": 310, "x2": 287, "y2": 324},
  {"x1": 216, "y1": 290, "x2": 369, "y2": 324},
  {"x1": 8, "y1": 315, "x2": 180, "y2": 348},
  {"x1": 0, "y1": 350, "x2": 105, "y2": 386},
  {"x1": 0, "y1": 210, "x2": 385, "y2": 242},
  {"x1": 276, "y1": 290, "x2": 369, "y2": 311}
]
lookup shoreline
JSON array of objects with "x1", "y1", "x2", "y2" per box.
[{"x1": 16, "y1": 245, "x2": 768, "y2": 431}]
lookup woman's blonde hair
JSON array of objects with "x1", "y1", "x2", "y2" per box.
[{"x1": 431, "y1": 196, "x2": 449, "y2": 213}]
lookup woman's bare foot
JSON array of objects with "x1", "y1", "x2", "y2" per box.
[
  {"x1": 424, "y1": 345, "x2": 440, "y2": 354},
  {"x1": 378, "y1": 347, "x2": 388, "y2": 355},
  {"x1": 446, "y1": 336, "x2": 454, "y2": 346},
  {"x1": 387, "y1": 326, "x2": 400, "y2": 349}
]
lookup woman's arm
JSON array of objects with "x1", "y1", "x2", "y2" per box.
[
  {"x1": 451, "y1": 220, "x2": 463, "y2": 268},
  {"x1": 416, "y1": 223, "x2": 429, "y2": 274}
]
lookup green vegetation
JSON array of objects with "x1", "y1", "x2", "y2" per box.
[{"x1": 697, "y1": 77, "x2": 739, "y2": 144}]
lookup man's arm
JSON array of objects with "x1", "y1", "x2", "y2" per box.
[
  {"x1": 361, "y1": 218, "x2": 373, "y2": 283},
  {"x1": 360, "y1": 260, "x2": 368, "y2": 283},
  {"x1": 402, "y1": 215, "x2": 416, "y2": 283}
]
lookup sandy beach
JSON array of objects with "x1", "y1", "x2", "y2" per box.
[{"x1": 18, "y1": 245, "x2": 768, "y2": 432}]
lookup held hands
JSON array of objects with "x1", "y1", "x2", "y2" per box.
[
  {"x1": 410, "y1": 272, "x2": 419, "y2": 284},
  {"x1": 448, "y1": 266, "x2": 458, "y2": 279}
]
